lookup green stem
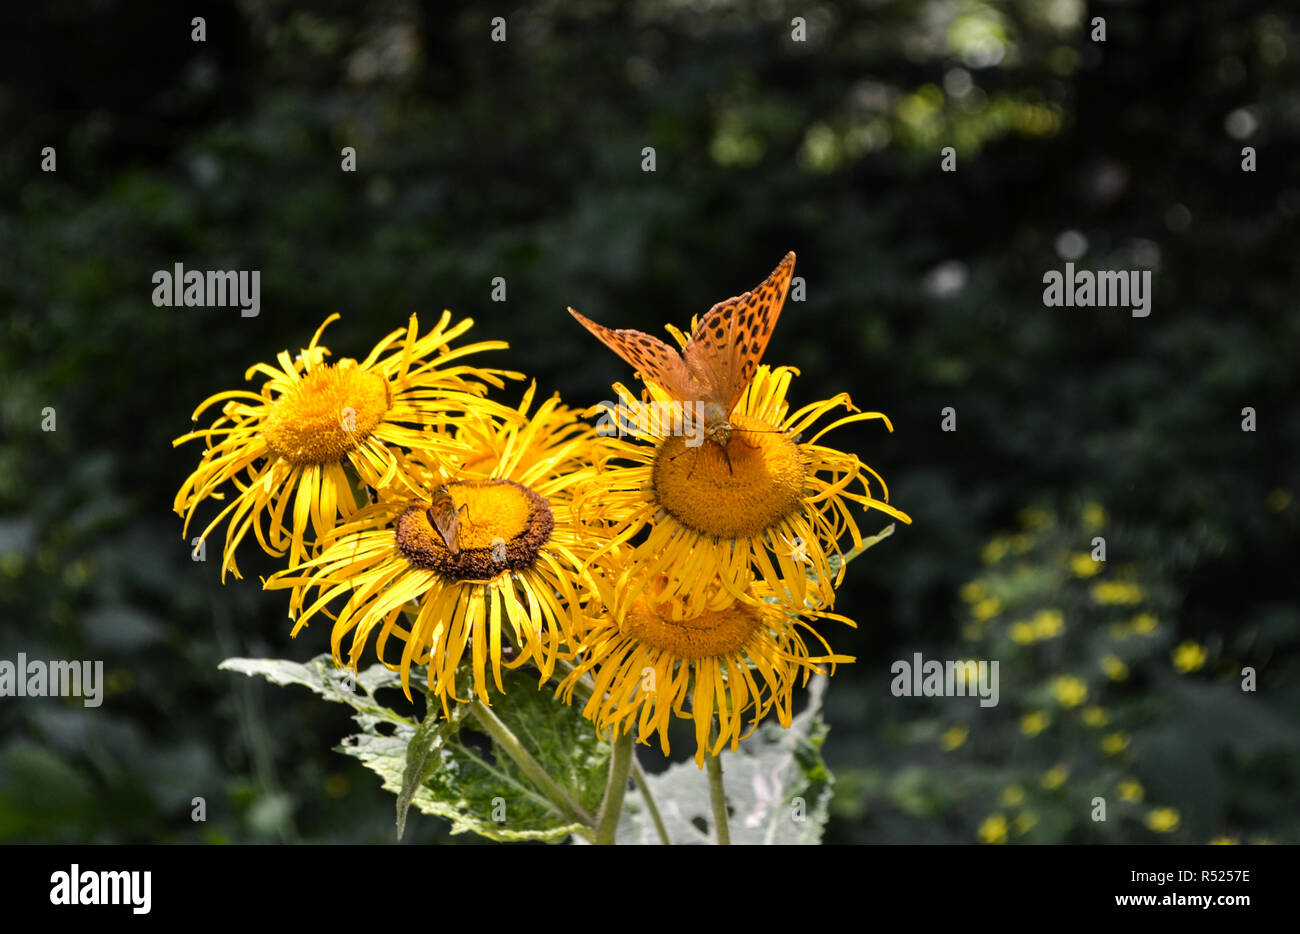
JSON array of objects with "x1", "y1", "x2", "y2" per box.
[
  {"x1": 594, "y1": 730, "x2": 635, "y2": 844},
  {"x1": 705, "y1": 733, "x2": 731, "y2": 845},
  {"x1": 469, "y1": 698, "x2": 595, "y2": 833},
  {"x1": 632, "y1": 759, "x2": 672, "y2": 845},
  {"x1": 555, "y1": 658, "x2": 672, "y2": 845}
]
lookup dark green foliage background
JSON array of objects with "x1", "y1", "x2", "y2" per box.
[{"x1": 0, "y1": 0, "x2": 1296, "y2": 843}]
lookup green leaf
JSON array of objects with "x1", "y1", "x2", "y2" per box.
[
  {"x1": 397, "y1": 665, "x2": 608, "y2": 842},
  {"x1": 825, "y1": 522, "x2": 897, "y2": 579},
  {"x1": 610, "y1": 673, "x2": 835, "y2": 845},
  {"x1": 219, "y1": 655, "x2": 413, "y2": 727},
  {"x1": 395, "y1": 710, "x2": 460, "y2": 840},
  {"x1": 223, "y1": 654, "x2": 608, "y2": 843}
]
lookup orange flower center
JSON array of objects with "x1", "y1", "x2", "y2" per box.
[
  {"x1": 651, "y1": 413, "x2": 805, "y2": 539},
  {"x1": 264, "y1": 362, "x2": 391, "y2": 465},
  {"x1": 394, "y1": 479, "x2": 554, "y2": 581},
  {"x1": 624, "y1": 591, "x2": 763, "y2": 660}
]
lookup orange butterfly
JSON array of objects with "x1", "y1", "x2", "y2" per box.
[
  {"x1": 426, "y1": 485, "x2": 469, "y2": 558},
  {"x1": 568, "y1": 251, "x2": 796, "y2": 459}
]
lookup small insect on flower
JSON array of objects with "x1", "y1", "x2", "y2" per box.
[{"x1": 426, "y1": 484, "x2": 470, "y2": 558}]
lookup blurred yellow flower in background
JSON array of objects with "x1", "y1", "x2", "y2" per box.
[
  {"x1": 1050, "y1": 675, "x2": 1088, "y2": 708},
  {"x1": 1131, "y1": 612, "x2": 1158, "y2": 634},
  {"x1": 1082, "y1": 503, "x2": 1107, "y2": 531},
  {"x1": 1069, "y1": 552, "x2": 1102, "y2": 577},
  {"x1": 1021, "y1": 711, "x2": 1050, "y2": 736},
  {"x1": 1145, "y1": 807, "x2": 1180, "y2": 833},
  {"x1": 1101, "y1": 732, "x2": 1131, "y2": 756},
  {"x1": 1112, "y1": 780, "x2": 1144, "y2": 806},
  {"x1": 1041, "y1": 764, "x2": 1069, "y2": 789},
  {"x1": 981, "y1": 536, "x2": 1010, "y2": 565},
  {"x1": 1080, "y1": 705, "x2": 1109, "y2": 727},
  {"x1": 1019, "y1": 507, "x2": 1052, "y2": 530},
  {"x1": 978, "y1": 814, "x2": 1008, "y2": 844},
  {"x1": 1010, "y1": 621, "x2": 1036, "y2": 644},
  {"x1": 1012, "y1": 811, "x2": 1038, "y2": 835},
  {"x1": 1100, "y1": 654, "x2": 1130, "y2": 681},
  {"x1": 1172, "y1": 641, "x2": 1207, "y2": 673},
  {"x1": 1091, "y1": 581, "x2": 1144, "y2": 605},
  {"x1": 940, "y1": 725, "x2": 969, "y2": 750},
  {"x1": 1032, "y1": 609, "x2": 1064, "y2": 639},
  {"x1": 1118, "y1": 778, "x2": 1144, "y2": 802}
]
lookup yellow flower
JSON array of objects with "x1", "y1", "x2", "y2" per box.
[
  {"x1": 577, "y1": 365, "x2": 910, "y2": 619},
  {"x1": 560, "y1": 574, "x2": 854, "y2": 767},
  {"x1": 173, "y1": 313, "x2": 520, "y2": 580},
  {"x1": 940, "y1": 725, "x2": 969, "y2": 750},
  {"x1": 1000, "y1": 784, "x2": 1026, "y2": 806},
  {"x1": 1010, "y1": 533, "x2": 1032, "y2": 554},
  {"x1": 972, "y1": 596, "x2": 1002, "y2": 621},
  {"x1": 981, "y1": 536, "x2": 1009, "y2": 565},
  {"x1": 1018, "y1": 507, "x2": 1052, "y2": 530},
  {"x1": 1265, "y1": 489, "x2": 1291, "y2": 512},
  {"x1": 1117, "y1": 778, "x2": 1144, "y2": 802},
  {"x1": 1082, "y1": 503, "x2": 1107, "y2": 531},
  {"x1": 978, "y1": 814, "x2": 1008, "y2": 844},
  {"x1": 263, "y1": 387, "x2": 601, "y2": 709},
  {"x1": 1012, "y1": 811, "x2": 1038, "y2": 835},
  {"x1": 1021, "y1": 711, "x2": 1049, "y2": 736},
  {"x1": 1069, "y1": 552, "x2": 1103, "y2": 578},
  {"x1": 1050, "y1": 675, "x2": 1088, "y2": 708},
  {"x1": 959, "y1": 581, "x2": 986, "y2": 603},
  {"x1": 1080, "y1": 705, "x2": 1109, "y2": 727},
  {"x1": 1091, "y1": 581, "x2": 1144, "y2": 605},
  {"x1": 1172, "y1": 641, "x2": 1207, "y2": 673},
  {"x1": 1101, "y1": 731, "x2": 1131, "y2": 756},
  {"x1": 1208, "y1": 836, "x2": 1238, "y2": 845},
  {"x1": 1100, "y1": 654, "x2": 1129, "y2": 681},
  {"x1": 1032, "y1": 609, "x2": 1064, "y2": 639},
  {"x1": 1131, "y1": 612, "x2": 1158, "y2": 634},
  {"x1": 1009, "y1": 621, "x2": 1036, "y2": 644},
  {"x1": 1145, "y1": 807, "x2": 1180, "y2": 833},
  {"x1": 1041, "y1": 764, "x2": 1069, "y2": 789}
]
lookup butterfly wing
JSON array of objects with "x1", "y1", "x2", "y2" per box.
[
  {"x1": 426, "y1": 487, "x2": 464, "y2": 555},
  {"x1": 684, "y1": 251, "x2": 796, "y2": 416},
  {"x1": 568, "y1": 307, "x2": 698, "y2": 401}
]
